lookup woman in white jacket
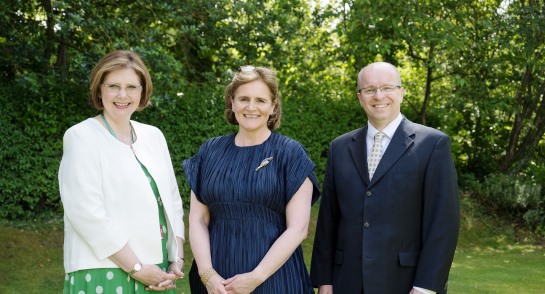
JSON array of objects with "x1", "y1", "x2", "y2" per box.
[{"x1": 59, "y1": 50, "x2": 185, "y2": 293}]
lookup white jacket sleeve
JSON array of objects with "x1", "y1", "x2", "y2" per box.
[{"x1": 59, "y1": 126, "x2": 127, "y2": 260}]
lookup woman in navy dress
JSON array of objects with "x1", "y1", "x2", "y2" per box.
[{"x1": 183, "y1": 66, "x2": 320, "y2": 293}]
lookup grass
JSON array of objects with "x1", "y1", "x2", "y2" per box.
[
  {"x1": 0, "y1": 218, "x2": 65, "y2": 293},
  {"x1": 1, "y1": 196, "x2": 544, "y2": 293},
  {"x1": 448, "y1": 197, "x2": 545, "y2": 293}
]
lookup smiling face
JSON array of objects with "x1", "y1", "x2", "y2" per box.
[
  {"x1": 357, "y1": 62, "x2": 404, "y2": 130},
  {"x1": 231, "y1": 79, "x2": 275, "y2": 135},
  {"x1": 100, "y1": 67, "x2": 142, "y2": 121}
]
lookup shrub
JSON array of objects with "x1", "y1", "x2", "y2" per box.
[
  {"x1": 0, "y1": 74, "x2": 89, "y2": 219},
  {"x1": 475, "y1": 173, "x2": 545, "y2": 236}
]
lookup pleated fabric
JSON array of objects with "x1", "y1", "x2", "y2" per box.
[{"x1": 183, "y1": 132, "x2": 320, "y2": 294}]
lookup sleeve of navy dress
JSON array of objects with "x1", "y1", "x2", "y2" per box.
[
  {"x1": 182, "y1": 141, "x2": 203, "y2": 201},
  {"x1": 283, "y1": 139, "x2": 320, "y2": 205}
]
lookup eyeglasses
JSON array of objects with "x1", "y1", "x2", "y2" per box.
[
  {"x1": 102, "y1": 83, "x2": 142, "y2": 96},
  {"x1": 239, "y1": 65, "x2": 256, "y2": 72},
  {"x1": 357, "y1": 85, "x2": 402, "y2": 96}
]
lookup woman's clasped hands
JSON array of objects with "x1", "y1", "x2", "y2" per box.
[
  {"x1": 131, "y1": 262, "x2": 184, "y2": 292},
  {"x1": 204, "y1": 271, "x2": 261, "y2": 294},
  {"x1": 222, "y1": 272, "x2": 262, "y2": 294}
]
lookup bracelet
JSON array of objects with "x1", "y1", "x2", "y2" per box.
[
  {"x1": 200, "y1": 267, "x2": 218, "y2": 285},
  {"x1": 175, "y1": 257, "x2": 185, "y2": 264}
]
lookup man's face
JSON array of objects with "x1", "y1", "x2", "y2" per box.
[{"x1": 357, "y1": 63, "x2": 404, "y2": 130}]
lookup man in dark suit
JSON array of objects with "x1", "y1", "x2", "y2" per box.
[{"x1": 310, "y1": 62, "x2": 460, "y2": 294}]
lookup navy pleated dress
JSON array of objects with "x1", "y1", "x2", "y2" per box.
[{"x1": 183, "y1": 132, "x2": 320, "y2": 293}]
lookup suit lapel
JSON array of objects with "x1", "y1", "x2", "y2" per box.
[
  {"x1": 348, "y1": 127, "x2": 370, "y2": 185},
  {"x1": 370, "y1": 119, "x2": 415, "y2": 184}
]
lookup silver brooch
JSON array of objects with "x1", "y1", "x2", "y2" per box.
[{"x1": 255, "y1": 157, "x2": 273, "y2": 171}]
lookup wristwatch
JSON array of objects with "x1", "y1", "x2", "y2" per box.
[{"x1": 129, "y1": 262, "x2": 142, "y2": 275}]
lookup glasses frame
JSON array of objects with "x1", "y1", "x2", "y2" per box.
[
  {"x1": 357, "y1": 85, "x2": 402, "y2": 96},
  {"x1": 102, "y1": 83, "x2": 143, "y2": 96}
]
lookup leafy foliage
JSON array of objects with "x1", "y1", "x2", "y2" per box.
[
  {"x1": 0, "y1": 76, "x2": 84, "y2": 219},
  {"x1": 465, "y1": 173, "x2": 545, "y2": 236},
  {"x1": 1, "y1": 0, "x2": 545, "y2": 235}
]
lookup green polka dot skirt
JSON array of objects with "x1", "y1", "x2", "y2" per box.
[{"x1": 63, "y1": 267, "x2": 175, "y2": 293}]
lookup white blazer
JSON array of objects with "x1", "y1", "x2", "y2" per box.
[{"x1": 59, "y1": 118, "x2": 184, "y2": 273}]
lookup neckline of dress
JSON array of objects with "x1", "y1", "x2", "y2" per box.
[{"x1": 233, "y1": 132, "x2": 274, "y2": 148}]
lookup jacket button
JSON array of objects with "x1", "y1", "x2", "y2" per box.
[
  {"x1": 364, "y1": 222, "x2": 370, "y2": 228},
  {"x1": 366, "y1": 191, "x2": 372, "y2": 197}
]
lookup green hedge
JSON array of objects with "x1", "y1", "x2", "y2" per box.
[{"x1": 0, "y1": 77, "x2": 362, "y2": 220}]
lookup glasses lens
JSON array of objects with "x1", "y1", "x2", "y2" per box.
[
  {"x1": 125, "y1": 85, "x2": 141, "y2": 95},
  {"x1": 381, "y1": 86, "x2": 396, "y2": 93},
  {"x1": 361, "y1": 88, "x2": 376, "y2": 96}
]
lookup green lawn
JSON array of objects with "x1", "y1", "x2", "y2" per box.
[
  {"x1": 448, "y1": 197, "x2": 545, "y2": 293},
  {"x1": 1, "y1": 197, "x2": 544, "y2": 293},
  {"x1": 451, "y1": 245, "x2": 545, "y2": 293}
]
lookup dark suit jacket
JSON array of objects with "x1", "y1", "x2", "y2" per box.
[{"x1": 310, "y1": 118, "x2": 460, "y2": 294}]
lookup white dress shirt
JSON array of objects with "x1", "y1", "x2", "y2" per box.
[{"x1": 366, "y1": 113, "x2": 403, "y2": 156}]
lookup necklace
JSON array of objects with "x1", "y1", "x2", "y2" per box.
[
  {"x1": 100, "y1": 113, "x2": 135, "y2": 146},
  {"x1": 100, "y1": 116, "x2": 162, "y2": 210}
]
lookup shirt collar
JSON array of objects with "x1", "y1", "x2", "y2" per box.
[{"x1": 367, "y1": 113, "x2": 403, "y2": 139}]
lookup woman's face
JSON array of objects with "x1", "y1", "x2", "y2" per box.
[
  {"x1": 231, "y1": 80, "x2": 275, "y2": 134},
  {"x1": 100, "y1": 68, "x2": 142, "y2": 121}
]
